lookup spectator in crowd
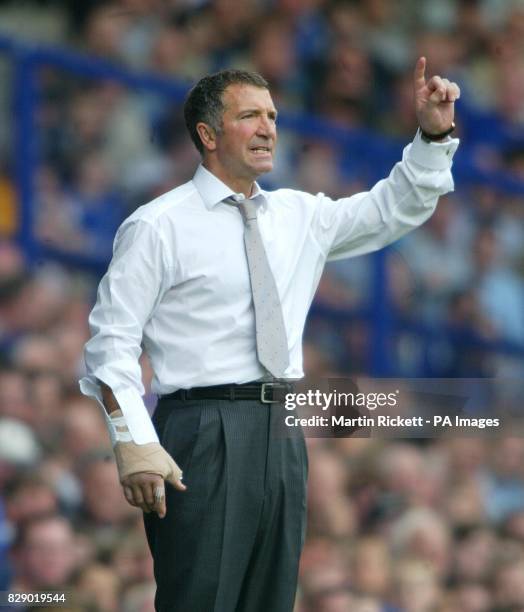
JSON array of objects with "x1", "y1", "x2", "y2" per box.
[
  {"x1": 393, "y1": 557, "x2": 441, "y2": 612},
  {"x1": 3, "y1": 475, "x2": 58, "y2": 528},
  {"x1": 73, "y1": 562, "x2": 121, "y2": 612},
  {"x1": 11, "y1": 514, "x2": 78, "y2": 592},
  {"x1": 76, "y1": 451, "x2": 138, "y2": 548},
  {"x1": 60, "y1": 397, "x2": 111, "y2": 463},
  {"x1": 349, "y1": 537, "x2": 392, "y2": 600}
]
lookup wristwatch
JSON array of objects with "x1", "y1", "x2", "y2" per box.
[{"x1": 420, "y1": 121, "x2": 456, "y2": 143}]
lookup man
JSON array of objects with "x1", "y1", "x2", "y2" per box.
[
  {"x1": 12, "y1": 514, "x2": 77, "y2": 592},
  {"x1": 80, "y1": 58, "x2": 460, "y2": 611}
]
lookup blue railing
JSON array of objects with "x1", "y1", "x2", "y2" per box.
[{"x1": 1, "y1": 34, "x2": 523, "y2": 374}]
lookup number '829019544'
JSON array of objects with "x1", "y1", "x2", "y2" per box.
[{"x1": 2, "y1": 591, "x2": 66, "y2": 605}]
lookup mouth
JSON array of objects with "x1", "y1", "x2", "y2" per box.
[{"x1": 249, "y1": 146, "x2": 272, "y2": 157}]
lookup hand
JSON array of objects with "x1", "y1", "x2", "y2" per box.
[
  {"x1": 113, "y1": 440, "x2": 186, "y2": 518},
  {"x1": 413, "y1": 56, "x2": 460, "y2": 136}
]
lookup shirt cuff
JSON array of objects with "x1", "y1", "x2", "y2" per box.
[
  {"x1": 407, "y1": 129, "x2": 460, "y2": 170},
  {"x1": 79, "y1": 376, "x2": 159, "y2": 445}
]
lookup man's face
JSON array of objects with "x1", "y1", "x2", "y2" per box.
[
  {"x1": 20, "y1": 519, "x2": 76, "y2": 588},
  {"x1": 213, "y1": 84, "x2": 278, "y2": 184}
]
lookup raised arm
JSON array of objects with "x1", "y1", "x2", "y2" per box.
[{"x1": 309, "y1": 57, "x2": 461, "y2": 260}]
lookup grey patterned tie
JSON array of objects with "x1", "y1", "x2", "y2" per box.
[{"x1": 229, "y1": 197, "x2": 289, "y2": 378}]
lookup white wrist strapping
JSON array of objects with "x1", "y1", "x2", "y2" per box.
[
  {"x1": 110, "y1": 410, "x2": 133, "y2": 443},
  {"x1": 101, "y1": 407, "x2": 133, "y2": 446}
]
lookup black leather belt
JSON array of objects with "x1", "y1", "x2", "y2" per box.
[{"x1": 161, "y1": 381, "x2": 294, "y2": 404}]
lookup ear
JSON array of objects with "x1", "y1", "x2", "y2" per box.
[{"x1": 196, "y1": 122, "x2": 217, "y2": 152}]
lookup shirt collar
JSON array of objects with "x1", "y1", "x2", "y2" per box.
[{"x1": 192, "y1": 164, "x2": 267, "y2": 212}]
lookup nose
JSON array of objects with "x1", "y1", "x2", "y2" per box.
[{"x1": 257, "y1": 114, "x2": 276, "y2": 138}]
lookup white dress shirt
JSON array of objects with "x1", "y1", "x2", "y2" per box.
[{"x1": 80, "y1": 132, "x2": 459, "y2": 444}]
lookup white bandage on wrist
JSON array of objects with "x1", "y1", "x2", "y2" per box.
[{"x1": 108, "y1": 410, "x2": 133, "y2": 444}]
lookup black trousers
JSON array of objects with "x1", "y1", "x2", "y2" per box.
[{"x1": 143, "y1": 397, "x2": 308, "y2": 612}]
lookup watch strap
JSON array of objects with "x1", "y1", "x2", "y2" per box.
[{"x1": 420, "y1": 121, "x2": 456, "y2": 142}]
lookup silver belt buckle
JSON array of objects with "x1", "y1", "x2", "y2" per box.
[{"x1": 261, "y1": 382, "x2": 281, "y2": 404}]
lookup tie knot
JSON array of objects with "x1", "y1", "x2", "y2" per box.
[
  {"x1": 236, "y1": 199, "x2": 258, "y2": 223},
  {"x1": 223, "y1": 196, "x2": 258, "y2": 224}
]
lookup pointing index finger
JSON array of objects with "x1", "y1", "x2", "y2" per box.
[{"x1": 414, "y1": 56, "x2": 426, "y2": 91}]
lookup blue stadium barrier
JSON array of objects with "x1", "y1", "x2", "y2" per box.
[{"x1": 1, "y1": 34, "x2": 523, "y2": 375}]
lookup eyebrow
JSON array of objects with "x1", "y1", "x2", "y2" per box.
[{"x1": 237, "y1": 108, "x2": 278, "y2": 117}]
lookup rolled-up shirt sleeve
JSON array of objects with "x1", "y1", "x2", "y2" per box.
[
  {"x1": 79, "y1": 218, "x2": 173, "y2": 444},
  {"x1": 311, "y1": 131, "x2": 460, "y2": 259}
]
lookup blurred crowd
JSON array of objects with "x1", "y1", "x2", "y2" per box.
[
  {"x1": 2, "y1": 302, "x2": 524, "y2": 612},
  {"x1": 0, "y1": 0, "x2": 523, "y2": 610},
  {"x1": 0, "y1": 0, "x2": 521, "y2": 364}
]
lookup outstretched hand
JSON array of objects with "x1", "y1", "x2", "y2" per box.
[{"x1": 413, "y1": 56, "x2": 460, "y2": 136}]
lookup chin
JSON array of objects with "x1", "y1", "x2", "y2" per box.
[{"x1": 252, "y1": 161, "x2": 273, "y2": 175}]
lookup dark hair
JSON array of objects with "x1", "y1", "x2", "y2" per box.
[
  {"x1": 13, "y1": 513, "x2": 72, "y2": 550},
  {"x1": 183, "y1": 69, "x2": 269, "y2": 155}
]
